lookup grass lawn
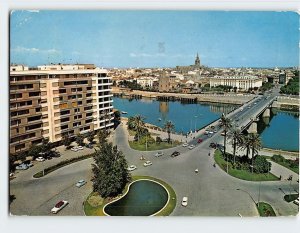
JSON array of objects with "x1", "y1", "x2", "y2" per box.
[
  {"x1": 284, "y1": 194, "x2": 299, "y2": 202},
  {"x1": 214, "y1": 150, "x2": 279, "y2": 181},
  {"x1": 84, "y1": 176, "x2": 176, "y2": 216},
  {"x1": 257, "y1": 202, "x2": 276, "y2": 217},
  {"x1": 129, "y1": 141, "x2": 180, "y2": 151},
  {"x1": 271, "y1": 159, "x2": 299, "y2": 174}
]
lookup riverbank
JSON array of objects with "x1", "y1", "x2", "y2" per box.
[{"x1": 112, "y1": 88, "x2": 255, "y2": 104}]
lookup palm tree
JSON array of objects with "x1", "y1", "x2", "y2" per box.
[
  {"x1": 132, "y1": 115, "x2": 146, "y2": 142},
  {"x1": 248, "y1": 133, "x2": 262, "y2": 173},
  {"x1": 163, "y1": 120, "x2": 175, "y2": 143},
  {"x1": 240, "y1": 134, "x2": 251, "y2": 159},
  {"x1": 219, "y1": 113, "x2": 232, "y2": 173},
  {"x1": 229, "y1": 128, "x2": 243, "y2": 165}
]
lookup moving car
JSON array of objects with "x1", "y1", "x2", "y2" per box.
[
  {"x1": 182, "y1": 143, "x2": 189, "y2": 147},
  {"x1": 143, "y1": 161, "x2": 153, "y2": 167},
  {"x1": 181, "y1": 197, "x2": 188, "y2": 207},
  {"x1": 188, "y1": 144, "x2": 195, "y2": 150},
  {"x1": 51, "y1": 200, "x2": 69, "y2": 214},
  {"x1": 36, "y1": 157, "x2": 45, "y2": 162},
  {"x1": 154, "y1": 151, "x2": 164, "y2": 157},
  {"x1": 171, "y1": 151, "x2": 180, "y2": 157},
  {"x1": 197, "y1": 138, "x2": 203, "y2": 144},
  {"x1": 76, "y1": 179, "x2": 87, "y2": 188},
  {"x1": 127, "y1": 165, "x2": 137, "y2": 171}
]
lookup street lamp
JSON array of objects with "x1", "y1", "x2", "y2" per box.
[{"x1": 194, "y1": 115, "x2": 197, "y2": 133}]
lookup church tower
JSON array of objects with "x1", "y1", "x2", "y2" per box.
[{"x1": 195, "y1": 53, "x2": 200, "y2": 67}]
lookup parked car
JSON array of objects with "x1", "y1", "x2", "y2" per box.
[
  {"x1": 204, "y1": 130, "x2": 209, "y2": 135},
  {"x1": 197, "y1": 138, "x2": 203, "y2": 144},
  {"x1": 181, "y1": 197, "x2": 188, "y2": 207},
  {"x1": 76, "y1": 179, "x2": 87, "y2": 188},
  {"x1": 154, "y1": 151, "x2": 164, "y2": 157},
  {"x1": 182, "y1": 143, "x2": 189, "y2": 147},
  {"x1": 188, "y1": 145, "x2": 195, "y2": 150},
  {"x1": 293, "y1": 198, "x2": 299, "y2": 206},
  {"x1": 77, "y1": 146, "x2": 84, "y2": 150},
  {"x1": 127, "y1": 165, "x2": 137, "y2": 171},
  {"x1": 171, "y1": 151, "x2": 180, "y2": 157},
  {"x1": 36, "y1": 157, "x2": 45, "y2": 162},
  {"x1": 51, "y1": 200, "x2": 69, "y2": 214},
  {"x1": 16, "y1": 164, "x2": 29, "y2": 170},
  {"x1": 143, "y1": 161, "x2": 153, "y2": 167},
  {"x1": 71, "y1": 147, "x2": 79, "y2": 152}
]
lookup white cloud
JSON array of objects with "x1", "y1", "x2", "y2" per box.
[{"x1": 12, "y1": 46, "x2": 60, "y2": 54}]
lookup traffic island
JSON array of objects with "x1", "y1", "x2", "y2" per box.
[
  {"x1": 214, "y1": 150, "x2": 279, "y2": 181},
  {"x1": 257, "y1": 202, "x2": 276, "y2": 217},
  {"x1": 84, "y1": 176, "x2": 176, "y2": 216}
]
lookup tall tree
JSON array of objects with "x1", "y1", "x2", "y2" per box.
[
  {"x1": 132, "y1": 115, "x2": 146, "y2": 142},
  {"x1": 61, "y1": 134, "x2": 72, "y2": 149},
  {"x1": 76, "y1": 133, "x2": 84, "y2": 146},
  {"x1": 40, "y1": 138, "x2": 52, "y2": 157},
  {"x1": 229, "y1": 128, "x2": 243, "y2": 164},
  {"x1": 92, "y1": 143, "x2": 131, "y2": 198},
  {"x1": 248, "y1": 133, "x2": 262, "y2": 173},
  {"x1": 241, "y1": 134, "x2": 251, "y2": 159},
  {"x1": 219, "y1": 113, "x2": 232, "y2": 173},
  {"x1": 97, "y1": 130, "x2": 108, "y2": 148},
  {"x1": 87, "y1": 130, "x2": 96, "y2": 145},
  {"x1": 163, "y1": 120, "x2": 175, "y2": 143}
]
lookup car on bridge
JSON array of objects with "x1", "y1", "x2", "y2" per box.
[
  {"x1": 197, "y1": 138, "x2": 203, "y2": 143},
  {"x1": 182, "y1": 143, "x2": 189, "y2": 147},
  {"x1": 188, "y1": 145, "x2": 195, "y2": 150}
]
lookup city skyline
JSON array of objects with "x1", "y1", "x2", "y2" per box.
[{"x1": 10, "y1": 10, "x2": 299, "y2": 68}]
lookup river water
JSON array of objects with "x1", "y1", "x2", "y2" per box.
[{"x1": 113, "y1": 97, "x2": 299, "y2": 151}]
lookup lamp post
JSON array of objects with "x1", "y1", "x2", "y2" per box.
[{"x1": 194, "y1": 115, "x2": 197, "y2": 133}]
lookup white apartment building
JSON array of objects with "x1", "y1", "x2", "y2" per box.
[{"x1": 209, "y1": 75, "x2": 262, "y2": 90}]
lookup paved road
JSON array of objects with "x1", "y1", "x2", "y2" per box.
[{"x1": 10, "y1": 87, "x2": 299, "y2": 216}]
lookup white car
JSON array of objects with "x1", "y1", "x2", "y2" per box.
[
  {"x1": 143, "y1": 161, "x2": 153, "y2": 167},
  {"x1": 182, "y1": 197, "x2": 188, "y2": 207},
  {"x1": 15, "y1": 164, "x2": 29, "y2": 170},
  {"x1": 182, "y1": 143, "x2": 189, "y2": 147},
  {"x1": 51, "y1": 200, "x2": 68, "y2": 214},
  {"x1": 71, "y1": 147, "x2": 79, "y2": 152},
  {"x1": 36, "y1": 157, "x2": 45, "y2": 162},
  {"x1": 188, "y1": 145, "x2": 195, "y2": 150},
  {"x1": 127, "y1": 165, "x2": 137, "y2": 171},
  {"x1": 154, "y1": 151, "x2": 164, "y2": 157},
  {"x1": 77, "y1": 146, "x2": 84, "y2": 150},
  {"x1": 76, "y1": 179, "x2": 87, "y2": 188},
  {"x1": 293, "y1": 198, "x2": 299, "y2": 206}
]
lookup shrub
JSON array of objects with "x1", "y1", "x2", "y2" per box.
[
  {"x1": 156, "y1": 136, "x2": 162, "y2": 144},
  {"x1": 272, "y1": 154, "x2": 284, "y2": 162},
  {"x1": 253, "y1": 156, "x2": 271, "y2": 173}
]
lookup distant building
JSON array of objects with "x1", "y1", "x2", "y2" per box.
[
  {"x1": 176, "y1": 53, "x2": 201, "y2": 73},
  {"x1": 10, "y1": 64, "x2": 113, "y2": 155},
  {"x1": 209, "y1": 75, "x2": 262, "y2": 91},
  {"x1": 158, "y1": 73, "x2": 178, "y2": 92}
]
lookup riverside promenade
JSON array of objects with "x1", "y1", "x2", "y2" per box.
[{"x1": 112, "y1": 88, "x2": 255, "y2": 104}]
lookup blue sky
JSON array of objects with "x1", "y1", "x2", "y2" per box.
[{"x1": 10, "y1": 11, "x2": 299, "y2": 68}]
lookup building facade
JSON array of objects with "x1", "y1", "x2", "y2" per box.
[
  {"x1": 10, "y1": 64, "x2": 114, "y2": 154},
  {"x1": 209, "y1": 75, "x2": 262, "y2": 90}
]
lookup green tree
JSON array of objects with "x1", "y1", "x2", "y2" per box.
[
  {"x1": 163, "y1": 120, "x2": 175, "y2": 143},
  {"x1": 9, "y1": 154, "x2": 16, "y2": 172},
  {"x1": 16, "y1": 151, "x2": 27, "y2": 162},
  {"x1": 27, "y1": 144, "x2": 42, "y2": 159},
  {"x1": 248, "y1": 133, "x2": 262, "y2": 173},
  {"x1": 219, "y1": 113, "x2": 232, "y2": 173},
  {"x1": 156, "y1": 136, "x2": 162, "y2": 144},
  {"x1": 229, "y1": 128, "x2": 243, "y2": 164},
  {"x1": 87, "y1": 130, "x2": 96, "y2": 145},
  {"x1": 61, "y1": 134, "x2": 72, "y2": 149},
  {"x1": 253, "y1": 156, "x2": 271, "y2": 174},
  {"x1": 76, "y1": 133, "x2": 85, "y2": 146},
  {"x1": 92, "y1": 143, "x2": 131, "y2": 198},
  {"x1": 97, "y1": 130, "x2": 108, "y2": 148},
  {"x1": 113, "y1": 110, "x2": 121, "y2": 127},
  {"x1": 132, "y1": 115, "x2": 146, "y2": 142},
  {"x1": 40, "y1": 138, "x2": 52, "y2": 156}
]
